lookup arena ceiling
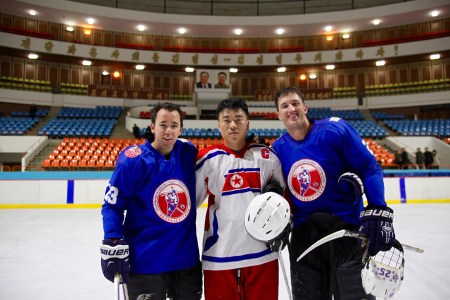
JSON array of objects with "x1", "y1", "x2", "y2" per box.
[{"x1": 0, "y1": 0, "x2": 449, "y2": 73}]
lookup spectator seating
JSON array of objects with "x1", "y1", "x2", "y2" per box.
[
  {"x1": 42, "y1": 137, "x2": 147, "y2": 171},
  {"x1": 56, "y1": 106, "x2": 122, "y2": 119},
  {"x1": 0, "y1": 76, "x2": 52, "y2": 92},
  {"x1": 364, "y1": 138, "x2": 396, "y2": 168},
  {"x1": 384, "y1": 119, "x2": 450, "y2": 137},
  {"x1": 372, "y1": 111, "x2": 405, "y2": 120},
  {"x1": 307, "y1": 108, "x2": 364, "y2": 120},
  {"x1": 38, "y1": 118, "x2": 116, "y2": 138},
  {"x1": 348, "y1": 120, "x2": 389, "y2": 138},
  {"x1": 60, "y1": 82, "x2": 88, "y2": 95},
  {"x1": 0, "y1": 117, "x2": 39, "y2": 135}
]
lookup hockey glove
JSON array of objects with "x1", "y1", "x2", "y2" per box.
[
  {"x1": 338, "y1": 172, "x2": 364, "y2": 199},
  {"x1": 100, "y1": 239, "x2": 130, "y2": 284},
  {"x1": 358, "y1": 205, "x2": 395, "y2": 256},
  {"x1": 266, "y1": 220, "x2": 292, "y2": 252},
  {"x1": 263, "y1": 182, "x2": 284, "y2": 196}
]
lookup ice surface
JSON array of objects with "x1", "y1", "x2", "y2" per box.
[{"x1": 0, "y1": 204, "x2": 449, "y2": 299}]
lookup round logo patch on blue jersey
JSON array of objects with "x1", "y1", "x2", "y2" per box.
[
  {"x1": 153, "y1": 180, "x2": 191, "y2": 223},
  {"x1": 288, "y1": 159, "x2": 326, "y2": 202}
]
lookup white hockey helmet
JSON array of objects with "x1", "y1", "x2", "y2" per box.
[
  {"x1": 361, "y1": 241, "x2": 405, "y2": 299},
  {"x1": 244, "y1": 192, "x2": 291, "y2": 242}
]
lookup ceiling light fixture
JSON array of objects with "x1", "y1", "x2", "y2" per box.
[
  {"x1": 376, "y1": 60, "x2": 385, "y2": 66},
  {"x1": 342, "y1": 33, "x2": 350, "y2": 39},
  {"x1": 430, "y1": 54, "x2": 440, "y2": 60},
  {"x1": 136, "y1": 64, "x2": 145, "y2": 70},
  {"x1": 178, "y1": 27, "x2": 187, "y2": 34},
  {"x1": 430, "y1": 10, "x2": 439, "y2": 17},
  {"x1": 234, "y1": 28, "x2": 243, "y2": 35},
  {"x1": 276, "y1": 28, "x2": 285, "y2": 35},
  {"x1": 325, "y1": 64, "x2": 335, "y2": 70},
  {"x1": 372, "y1": 19, "x2": 381, "y2": 26},
  {"x1": 229, "y1": 68, "x2": 238, "y2": 73},
  {"x1": 86, "y1": 18, "x2": 95, "y2": 25},
  {"x1": 28, "y1": 53, "x2": 38, "y2": 59},
  {"x1": 185, "y1": 67, "x2": 195, "y2": 72},
  {"x1": 137, "y1": 25, "x2": 146, "y2": 32},
  {"x1": 82, "y1": 60, "x2": 92, "y2": 66},
  {"x1": 277, "y1": 67, "x2": 286, "y2": 72},
  {"x1": 324, "y1": 25, "x2": 333, "y2": 32},
  {"x1": 28, "y1": 10, "x2": 37, "y2": 16},
  {"x1": 102, "y1": 71, "x2": 110, "y2": 76},
  {"x1": 309, "y1": 74, "x2": 317, "y2": 79},
  {"x1": 65, "y1": 26, "x2": 74, "y2": 32}
]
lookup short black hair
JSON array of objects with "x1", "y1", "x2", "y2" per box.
[
  {"x1": 150, "y1": 102, "x2": 184, "y2": 127},
  {"x1": 274, "y1": 87, "x2": 305, "y2": 111},
  {"x1": 216, "y1": 98, "x2": 249, "y2": 120}
]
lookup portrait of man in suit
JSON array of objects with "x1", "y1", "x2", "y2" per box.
[{"x1": 196, "y1": 71, "x2": 212, "y2": 88}]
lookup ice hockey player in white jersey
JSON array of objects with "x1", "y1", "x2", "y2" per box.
[{"x1": 196, "y1": 98, "x2": 286, "y2": 300}]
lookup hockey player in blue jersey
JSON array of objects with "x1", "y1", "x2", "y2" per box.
[
  {"x1": 272, "y1": 87, "x2": 395, "y2": 300},
  {"x1": 100, "y1": 102, "x2": 202, "y2": 300}
]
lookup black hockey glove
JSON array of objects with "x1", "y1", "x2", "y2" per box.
[
  {"x1": 338, "y1": 172, "x2": 364, "y2": 199},
  {"x1": 100, "y1": 239, "x2": 130, "y2": 283},
  {"x1": 263, "y1": 182, "x2": 284, "y2": 196},
  {"x1": 266, "y1": 220, "x2": 292, "y2": 252},
  {"x1": 358, "y1": 205, "x2": 395, "y2": 256}
]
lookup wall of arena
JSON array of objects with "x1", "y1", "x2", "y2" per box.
[{"x1": 0, "y1": 171, "x2": 449, "y2": 207}]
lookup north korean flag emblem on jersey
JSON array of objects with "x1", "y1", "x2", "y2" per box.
[
  {"x1": 222, "y1": 168, "x2": 261, "y2": 196},
  {"x1": 288, "y1": 159, "x2": 326, "y2": 202},
  {"x1": 153, "y1": 179, "x2": 191, "y2": 223}
]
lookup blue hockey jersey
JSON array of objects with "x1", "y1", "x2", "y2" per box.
[
  {"x1": 272, "y1": 117, "x2": 385, "y2": 227},
  {"x1": 102, "y1": 139, "x2": 200, "y2": 274}
]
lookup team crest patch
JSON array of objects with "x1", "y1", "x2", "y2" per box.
[
  {"x1": 154, "y1": 180, "x2": 191, "y2": 223},
  {"x1": 124, "y1": 146, "x2": 142, "y2": 158},
  {"x1": 288, "y1": 159, "x2": 326, "y2": 202}
]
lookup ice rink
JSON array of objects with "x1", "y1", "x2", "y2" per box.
[{"x1": 1, "y1": 203, "x2": 449, "y2": 300}]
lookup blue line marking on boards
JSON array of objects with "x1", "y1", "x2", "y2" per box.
[
  {"x1": 67, "y1": 180, "x2": 74, "y2": 204},
  {"x1": 399, "y1": 177, "x2": 406, "y2": 203}
]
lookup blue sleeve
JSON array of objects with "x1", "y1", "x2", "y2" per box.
[
  {"x1": 101, "y1": 148, "x2": 142, "y2": 239},
  {"x1": 340, "y1": 121, "x2": 386, "y2": 206}
]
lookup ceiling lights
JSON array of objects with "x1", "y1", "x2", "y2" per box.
[
  {"x1": 277, "y1": 67, "x2": 286, "y2": 72},
  {"x1": 136, "y1": 64, "x2": 145, "y2": 70},
  {"x1": 178, "y1": 27, "x2": 187, "y2": 34},
  {"x1": 430, "y1": 54, "x2": 440, "y2": 60},
  {"x1": 28, "y1": 53, "x2": 38, "y2": 59},
  {"x1": 372, "y1": 19, "x2": 381, "y2": 26},
  {"x1": 234, "y1": 28, "x2": 243, "y2": 35},
  {"x1": 430, "y1": 10, "x2": 440, "y2": 17},
  {"x1": 229, "y1": 68, "x2": 238, "y2": 73},
  {"x1": 185, "y1": 67, "x2": 195, "y2": 72},
  {"x1": 137, "y1": 25, "x2": 146, "y2": 32},
  {"x1": 82, "y1": 60, "x2": 92, "y2": 66},
  {"x1": 325, "y1": 64, "x2": 335, "y2": 70},
  {"x1": 376, "y1": 60, "x2": 385, "y2": 66}
]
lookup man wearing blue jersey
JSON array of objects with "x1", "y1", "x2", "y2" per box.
[
  {"x1": 272, "y1": 87, "x2": 395, "y2": 300},
  {"x1": 100, "y1": 102, "x2": 202, "y2": 300}
]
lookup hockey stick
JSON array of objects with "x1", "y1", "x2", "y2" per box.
[
  {"x1": 114, "y1": 273, "x2": 129, "y2": 300},
  {"x1": 296, "y1": 229, "x2": 424, "y2": 262},
  {"x1": 278, "y1": 248, "x2": 293, "y2": 300}
]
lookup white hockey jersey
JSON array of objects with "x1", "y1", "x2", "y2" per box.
[{"x1": 196, "y1": 142, "x2": 286, "y2": 270}]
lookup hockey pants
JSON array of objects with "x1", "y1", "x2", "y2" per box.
[{"x1": 289, "y1": 213, "x2": 375, "y2": 300}]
